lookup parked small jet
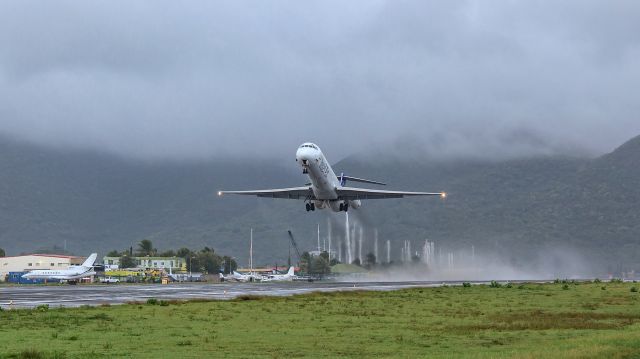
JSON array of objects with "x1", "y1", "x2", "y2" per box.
[
  {"x1": 262, "y1": 266, "x2": 296, "y2": 282},
  {"x1": 219, "y1": 143, "x2": 445, "y2": 212},
  {"x1": 22, "y1": 253, "x2": 97, "y2": 283}
]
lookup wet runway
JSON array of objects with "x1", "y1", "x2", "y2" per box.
[{"x1": 0, "y1": 281, "x2": 462, "y2": 309}]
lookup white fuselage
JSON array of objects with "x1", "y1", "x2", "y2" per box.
[
  {"x1": 296, "y1": 143, "x2": 359, "y2": 212},
  {"x1": 296, "y1": 143, "x2": 340, "y2": 200},
  {"x1": 262, "y1": 274, "x2": 294, "y2": 282},
  {"x1": 22, "y1": 266, "x2": 95, "y2": 280},
  {"x1": 261, "y1": 267, "x2": 296, "y2": 282}
]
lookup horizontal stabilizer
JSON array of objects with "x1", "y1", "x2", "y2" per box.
[{"x1": 339, "y1": 175, "x2": 386, "y2": 186}]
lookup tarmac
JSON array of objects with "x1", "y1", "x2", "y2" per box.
[{"x1": 0, "y1": 281, "x2": 460, "y2": 309}]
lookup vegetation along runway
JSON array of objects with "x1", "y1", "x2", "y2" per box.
[{"x1": 0, "y1": 281, "x2": 639, "y2": 358}]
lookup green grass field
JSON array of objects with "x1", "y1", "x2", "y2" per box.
[{"x1": 1, "y1": 282, "x2": 639, "y2": 358}]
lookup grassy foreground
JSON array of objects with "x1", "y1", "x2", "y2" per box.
[{"x1": 1, "y1": 282, "x2": 639, "y2": 358}]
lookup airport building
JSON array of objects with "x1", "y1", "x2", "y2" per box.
[
  {"x1": 0, "y1": 254, "x2": 85, "y2": 281},
  {"x1": 103, "y1": 256, "x2": 186, "y2": 271}
]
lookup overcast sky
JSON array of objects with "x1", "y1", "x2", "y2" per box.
[{"x1": 0, "y1": 1, "x2": 639, "y2": 161}]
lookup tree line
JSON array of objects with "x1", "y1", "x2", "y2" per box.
[{"x1": 107, "y1": 239, "x2": 237, "y2": 274}]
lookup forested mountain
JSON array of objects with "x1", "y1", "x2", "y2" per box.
[{"x1": 1, "y1": 135, "x2": 639, "y2": 273}]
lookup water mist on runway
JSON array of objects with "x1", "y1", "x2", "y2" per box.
[{"x1": 329, "y1": 209, "x2": 592, "y2": 282}]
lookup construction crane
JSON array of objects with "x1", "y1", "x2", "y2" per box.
[{"x1": 287, "y1": 230, "x2": 302, "y2": 267}]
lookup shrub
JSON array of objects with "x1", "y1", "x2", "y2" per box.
[
  {"x1": 505, "y1": 283, "x2": 513, "y2": 288},
  {"x1": 489, "y1": 281, "x2": 502, "y2": 288},
  {"x1": 18, "y1": 349, "x2": 44, "y2": 359},
  {"x1": 593, "y1": 278, "x2": 601, "y2": 283},
  {"x1": 562, "y1": 284, "x2": 569, "y2": 290},
  {"x1": 35, "y1": 304, "x2": 49, "y2": 312},
  {"x1": 159, "y1": 300, "x2": 169, "y2": 306},
  {"x1": 610, "y1": 278, "x2": 623, "y2": 284},
  {"x1": 601, "y1": 286, "x2": 607, "y2": 290},
  {"x1": 517, "y1": 284, "x2": 525, "y2": 290},
  {"x1": 146, "y1": 298, "x2": 158, "y2": 305},
  {"x1": 462, "y1": 282, "x2": 471, "y2": 288},
  {"x1": 631, "y1": 287, "x2": 638, "y2": 293}
]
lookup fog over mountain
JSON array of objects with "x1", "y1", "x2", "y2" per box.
[{"x1": 1, "y1": 1, "x2": 639, "y2": 160}]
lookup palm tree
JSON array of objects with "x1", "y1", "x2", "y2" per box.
[{"x1": 137, "y1": 239, "x2": 155, "y2": 256}]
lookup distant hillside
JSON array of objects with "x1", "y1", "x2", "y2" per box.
[{"x1": 0, "y1": 135, "x2": 639, "y2": 273}]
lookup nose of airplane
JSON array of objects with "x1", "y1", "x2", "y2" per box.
[{"x1": 296, "y1": 147, "x2": 315, "y2": 164}]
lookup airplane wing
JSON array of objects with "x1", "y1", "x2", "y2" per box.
[
  {"x1": 218, "y1": 187, "x2": 313, "y2": 200},
  {"x1": 336, "y1": 187, "x2": 445, "y2": 200}
]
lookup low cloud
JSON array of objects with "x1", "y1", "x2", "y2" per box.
[{"x1": 0, "y1": 1, "x2": 638, "y2": 160}]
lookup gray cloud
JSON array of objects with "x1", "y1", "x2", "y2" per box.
[{"x1": 0, "y1": 1, "x2": 638, "y2": 160}]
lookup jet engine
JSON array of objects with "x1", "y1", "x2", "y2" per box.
[{"x1": 349, "y1": 200, "x2": 362, "y2": 209}]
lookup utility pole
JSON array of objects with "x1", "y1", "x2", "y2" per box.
[{"x1": 328, "y1": 217, "x2": 332, "y2": 261}]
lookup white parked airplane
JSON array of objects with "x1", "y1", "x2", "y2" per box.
[
  {"x1": 22, "y1": 253, "x2": 97, "y2": 282},
  {"x1": 224, "y1": 271, "x2": 262, "y2": 282},
  {"x1": 262, "y1": 266, "x2": 296, "y2": 282},
  {"x1": 219, "y1": 142, "x2": 445, "y2": 211}
]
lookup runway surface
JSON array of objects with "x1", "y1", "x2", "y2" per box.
[{"x1": 0, "y1": 281, "x2": 463, "y2": 309}]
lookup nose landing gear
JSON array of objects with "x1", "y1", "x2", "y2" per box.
[
  {"x1": 305, "y1": 203, "x2": 316, "y2": 212},
  {"x1": 339, "y1": 202, "x2": 349, "y2": 212}
]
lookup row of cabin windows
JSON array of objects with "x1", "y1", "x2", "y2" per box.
[
  {"x1": 26, "y1": 263, "x2": 66, "y2": 267},
  {"x1": 300, "y1": 144, "x2": 318, "y2": 149}
]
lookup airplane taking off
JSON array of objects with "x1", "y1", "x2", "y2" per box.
[
  {"x1": 218, "y1": 143, "x2": 445, "y2": 212},
  {"x1": 22, "y1": 253, "x2": 97, "y2": 282}
]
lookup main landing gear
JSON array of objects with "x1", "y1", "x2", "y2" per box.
[
  {"x1": 305, "y1": 203, "x2": 315, "y2": 211},
  {"x1": 339, "y1": 202, "x2": 349, "y2": 212}
]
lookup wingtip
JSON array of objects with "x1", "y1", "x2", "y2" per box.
[{"x1": 441, "y1": 192, "x2": 447, "y2": 199}]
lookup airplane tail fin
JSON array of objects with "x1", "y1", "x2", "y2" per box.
[
  {"x1": 287, "y1": 266, "x2": 295, "y2": 276},
  {"x1": 81, "y1": 253, "x2": 98, "y2": 268}
]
